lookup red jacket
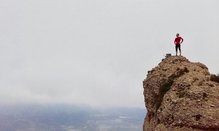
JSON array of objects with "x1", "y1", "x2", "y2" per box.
[{"x1": 174, "y1": 37, "x2": 183, "y2": 45}]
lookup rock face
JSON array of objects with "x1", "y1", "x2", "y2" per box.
[{"x1": 143, "y1": 55, "x2": 219, "y2": 131}]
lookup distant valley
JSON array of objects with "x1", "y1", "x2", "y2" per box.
[{"x1": 0, "y1": 104, "x2": 145, "y2": 131}]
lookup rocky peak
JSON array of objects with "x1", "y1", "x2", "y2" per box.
[{"x1": 143, "y1": 55, "x2": 219, "y2": 131}]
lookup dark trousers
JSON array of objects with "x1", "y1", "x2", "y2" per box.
[{"x1": 175, "y1": 44, "x2": 181, "y2": 52}]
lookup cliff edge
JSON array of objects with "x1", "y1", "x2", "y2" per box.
[{"x1": 143, "y1": 55, "x2": 219, "y2": 131}]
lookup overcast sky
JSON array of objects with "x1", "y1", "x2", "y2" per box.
[{"x1": 0, "y1": 0, "x2": 219, "y2": 108}]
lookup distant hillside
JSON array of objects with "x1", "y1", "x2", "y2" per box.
[{"x1": 143, "y1": 55, "x2": 219, "y2": 131}]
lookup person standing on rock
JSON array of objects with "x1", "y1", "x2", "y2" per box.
[{"x1": 174, "y1": 33, "x2": 184, "y2": 56}]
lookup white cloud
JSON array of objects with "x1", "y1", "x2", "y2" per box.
[{"x1": 0, "y1": 0, "x2": 219, "y2": 107}]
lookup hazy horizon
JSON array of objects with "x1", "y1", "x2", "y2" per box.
[
  {"x1": 0, "y1": 104, "x2": 145, "y2": 131},
  {"x1": 0, "y1": 0, "x2": 219, "y2": 107}
]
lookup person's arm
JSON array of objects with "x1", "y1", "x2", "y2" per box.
[{"x1": 181, "y1": 37, "x2": 184, "y2": 44}]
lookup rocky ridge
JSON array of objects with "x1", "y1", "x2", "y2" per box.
[{"x1": 143, "y1": 55, "x2": 219, "y2": 131}]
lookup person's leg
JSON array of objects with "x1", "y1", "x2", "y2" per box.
[
  {"x1": 175, "y1": 45, "x2": 178, "y2": 56},
  {"x1": 179, "y1": 44, "x2": 181, "y2": 56}
]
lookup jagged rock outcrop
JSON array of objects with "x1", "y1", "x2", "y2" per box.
[{"x1": 143, "y1": 55, "x2": 219, "y2": 131}]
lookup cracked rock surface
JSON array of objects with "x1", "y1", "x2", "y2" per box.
[{"x1": 143, "y1": 56, "x2": 219, "y2": 131}]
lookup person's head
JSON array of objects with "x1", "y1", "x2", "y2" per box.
[{"x1": 176, "y1": 33, "x2": 179, "y2": 37}]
